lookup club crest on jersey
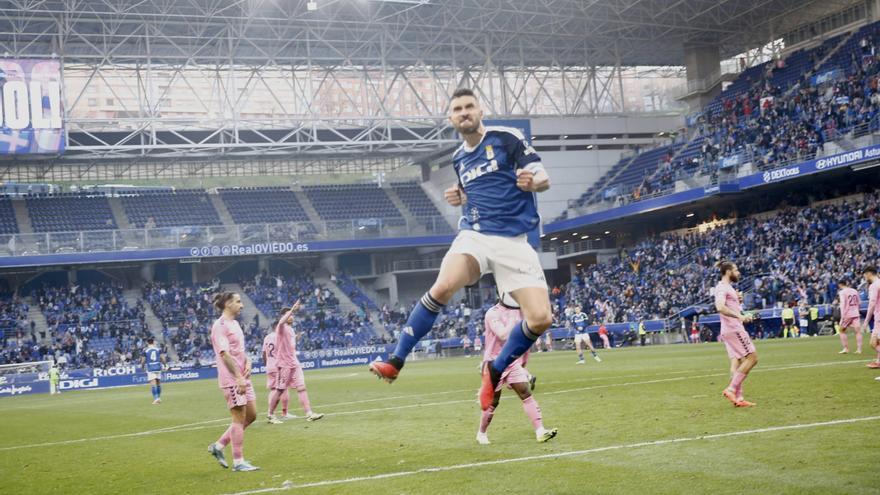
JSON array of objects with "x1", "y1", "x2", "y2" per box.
[{"x1": 485, "y1": 145, "x2": 495, "y2": 160}]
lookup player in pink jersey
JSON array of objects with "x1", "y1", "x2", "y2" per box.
[
  {"x1": 862, "y1": 266, "x2": 880, "y2": 369},
  {"x1": 476, "y1": 293, "x2": 557, "y2": 445},
  {"x1": 714, "y1": 261, "x2": 758, "y2": 408},
  {"x1": 207, "y1": 292, "x2": 259, "y2": 472},
  {"x1": 836, "y1": 281, "x2": 862, "y2": 354},
  {"x1": 268, "y1": 300, "x2": 324, "y2": 422},
  {"x1": 262, "y1": 331, "x2": 294, "y2": 421}
]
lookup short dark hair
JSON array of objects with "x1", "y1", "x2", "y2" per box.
[
  {"x1": 147, "y1": 337, "x2": 154, "y2": 344},
  {"x1": 716, "y1": 260, "x2": 735, "y2": 278},
  {"x1": 864, "y1": 266, "x2": 878, "y2": 275},
  {"x1": 451, "y1": 88, "x2": 476, "y2": 100},
  {"x1": 275, "y1": 306, "x2": 292, "y2": 327},
  {"x1": 213, "y1": 291, "x2": 237, "y2": 312}
]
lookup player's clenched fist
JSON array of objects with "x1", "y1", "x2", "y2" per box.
[
  {"x1": 516, "y1": 169, "x2": 536, "y2": 191},
  {"x1": 445, "y1": 184, "x2": 466, "y2": 206}
]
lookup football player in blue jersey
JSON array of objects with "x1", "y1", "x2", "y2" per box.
[
  {"x1": 571, "y1": 306, "x2": 601, "y2": 364},
  {"x1": 370, "y1": 88, "x2": 555, "y2": 411},
  {"x1": 141, "y1": 337, "x2": 166, "y2": 404}
]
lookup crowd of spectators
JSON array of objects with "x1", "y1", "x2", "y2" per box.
[{"x1": 555, "y1": 191, "x2": 880, "y2": 325}]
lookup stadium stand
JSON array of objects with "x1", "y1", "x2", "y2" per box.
[
  {"x1": 33, "y1": 282, "x2": 153, "y2": 369},
  {"x1": 304, "y1": 184, "x2": 404, "y2": 222},
  {"x1": 0, "y1": 197, "x2": 19, "y2": 235},
  {"x1": 218, "y1": 187, "x2": 311, "y2": 225},
  {"x1": 25, "y1": 193, "x2": 117, "y2": 232},
  {"x1": 121, "y1": 189, "x2": 222, "y2": 228},
  {"x1": 559, "y1": 20, "x2": 880, "y2": 220},
  {"x1": 554, "y1": 191, "x2": 880, "y2": 325},
  {"x1": 0, "y1": 298, "x2": 34, "y2": 364}
]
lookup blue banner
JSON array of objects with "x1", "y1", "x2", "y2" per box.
[
  {"x1": 740, "y1": 143, "x2": 880, "y2": 189},
  {"x1": 550, "y1": 143, "x2": 880, "y2": 234},
  {"x1": 0, "y1": 59, "x2": 65, "y2": 154},
  {"x1": 0, "y1": 345, "x2": 394, "y2": 397},
  {"x1": 0, "y1": 234, "x2": 456, "y2": 269}
]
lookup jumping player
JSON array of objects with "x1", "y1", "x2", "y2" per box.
[
  {"x1": 207, "y1": 292, "x2": 259, "y2": 472},
  {"x1": 837, "y1": 281, "x2": 862, "y2": 354},
  {"x1": 571, "y1": 306, "x2": 601, "y2": 364},
  {"x1": 369, "y1": 88, "x2": 554, "y2": 412},
  {"x1": 477, "y1": 294, "x2": 557, "y2": 444},
  {"x1": 141, "y1": 337, "x2": 165, "y2": 404},
  {"x1": 268, "y1": 302, "x2": 324, "y2": 422},
  {"x1": 863, "y1": 266, "x2": 880, "y2": 369},
  {"x1": 715, "y1": 261, "x2": 758, "y2": 407}
]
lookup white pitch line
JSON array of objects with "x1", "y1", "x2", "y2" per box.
[
  {"x1": 0, "y1": 417, "x2": 230, "y2": 452},
  {"x1": 222, "y1": 415, "x2": 880, "y2": 495},
  {"x1": 0, "y1": 359, "x2": 867, "y2": 451}
]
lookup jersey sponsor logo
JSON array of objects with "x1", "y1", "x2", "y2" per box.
[
  {"x1": 460, "y1": 160, "x2": 499, "y2": 186},
  {"x1": 93, "y1": 366, "x2": 137, "y2": 377}
]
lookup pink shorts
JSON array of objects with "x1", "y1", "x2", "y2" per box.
[
  {"x1": 839, "y1": 317, "x2": 860, "y2": 329},
  {"x1": 720, "y1": 330, "x2": 756, "y2": 360},
  {"x1": 276, "y1": 366, "x2": 305, "y2": 391},
  {"x1": 496, "y1": 362, "x2": 529, "y2": 392},
  {"x1": 221, "y1": 381, "x2": 256, "y2": 409},
  {"x1": 266, "y1": 371, "x2": 277, "y2": 390}
]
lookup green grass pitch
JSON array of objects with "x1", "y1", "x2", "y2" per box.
[{"x1": 1, "y1": 336, "x2": 877, "y2": 495}]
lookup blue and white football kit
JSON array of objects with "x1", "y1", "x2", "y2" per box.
[{"x1": 445, "y1": 126, "x2": 547, "y2": 294}]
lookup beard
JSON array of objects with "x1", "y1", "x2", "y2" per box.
[
  {"x1": 455, "y1": 119, "x2": 480, "y2": 136},
  {"x1": 729, "y1": 273, "x2": 740, "y2": 283}
]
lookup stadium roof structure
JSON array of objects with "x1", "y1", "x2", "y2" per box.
[
  {"x1": 0, "y1": 0, "x2": 865, "y2": 177},
  {"x1": 0, "y1": 0, "x2": 862, "y2": 66}
]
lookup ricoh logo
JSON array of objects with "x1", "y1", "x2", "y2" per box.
[
  {"x1": 762, "y1": 166, "x2": 800, "y2": 183},
  {"x1": 93, "y1": 366, "x2": 137, "y2": 377}
]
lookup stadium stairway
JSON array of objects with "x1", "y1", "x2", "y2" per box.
[
  {"x1": 582, "y1": 152, "x2": 639, "y2": 206},
  {"x1": 107, "y1": 197, "x2": 134, "y2": 230},
  {"x1": 208, "y1": 194, "x2": 236, "y2": 226},
  {"x1": 314, "y1": 273, "x2": 359, "y2": 314},
  {"x1": 11, "y1": 198, "x2": 32, "y2": 234},
  {"x1": 26, "y1": 300, "x2": 50, "y2": 344},
  {"x1": 383, "y1": 186, "x2": 415, "y2": 224},
  {"x1": 123, "y1": 288, "x2": 179, "y2": 361},
  {"x1": 224, "y1": 283, "x2": 270, "y2": 328},
  {"x1": 291, "y1": 188, "x2": 324, "y2": 229}
]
